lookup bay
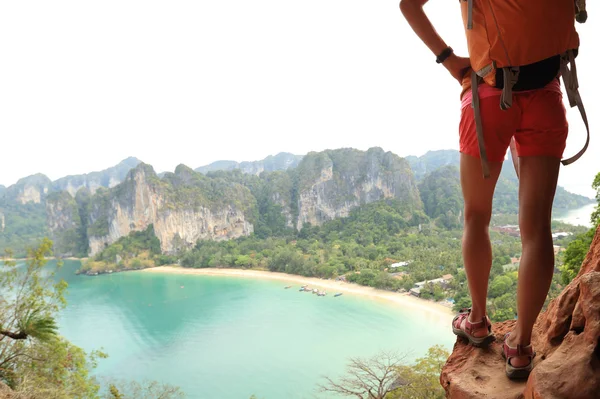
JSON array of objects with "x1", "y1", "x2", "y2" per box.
[
  {"x1": 554, "y1": 203, "x2": 596, "y2": 228},
  {"x1": 44, "y1": 260, "x2": 455, "y2": 399}
]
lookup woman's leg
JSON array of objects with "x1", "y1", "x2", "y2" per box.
[
  {"x1": 506, "y1": 156, "x2": 560, "y2": 366},
  {"x1": 459, "y1": 153, "x2": 503, "y2": 331}
]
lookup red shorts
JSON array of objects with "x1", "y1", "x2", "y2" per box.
[{"x1": 459, "y1": 79, "x2": 569, "y2": 162}]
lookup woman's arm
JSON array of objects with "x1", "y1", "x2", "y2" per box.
[{"x1": 399, "y1": 0, "x2": 470, "y2": 83}]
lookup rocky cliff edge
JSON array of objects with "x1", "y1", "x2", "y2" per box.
[{"x1": 441, "y1": 224, "x2": 600, "y2": 399}]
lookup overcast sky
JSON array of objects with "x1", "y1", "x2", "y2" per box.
[{"x1": 1, "y1": 1, "x2": 598, "y2": 197}]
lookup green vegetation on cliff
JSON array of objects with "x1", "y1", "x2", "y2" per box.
[
  {"x1": 560, "y1": 171, "x2": 600, "y2": 284},
  {"x1": 0, "y1": 200, "x2": 48, "y2": 258},
  {"x1": 418, "y1": 165, "x2": 462, "y2": 229},
  {"x1": 81, "y1": 225, "x2": 174, "y2": 275},
  {"x1": 45, "y1": 191, "x2": 84, "y2": 257},
  {"x1": 162, "y1": 164, "x2": 257, "y2": 217},
  {"x1": 296, "y1": 147, "x2": 421, "y2": 208},
  {"x1": 0, "y1": 148, "x2": 592, "y2": 259},
  {"x1": 407, "y1": 150, "x2": 594, "y2": 214}
]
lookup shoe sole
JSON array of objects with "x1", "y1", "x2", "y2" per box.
[
  {"x1": 501, "y1": 350, "x2": 533, "y2": 380},
  {"x1": 505, "y1": 367, "x2": 532, "y2": 380},
  {"x1": 452, "y1": 327, "x2": 495, "y2": 347}
]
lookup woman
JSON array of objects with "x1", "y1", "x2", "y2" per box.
[{"x1": 399, "y1": 0, "x2": 569, "y2": 380}]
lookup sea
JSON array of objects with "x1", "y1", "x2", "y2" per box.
[
  {"x1": 43, "y1": 260, "x2": 455, "y2": 399},
  {"x1": 554, "y1": 203, "x2": 596, "y2": 228}
]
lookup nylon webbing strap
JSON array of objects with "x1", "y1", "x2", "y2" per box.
[
  {"x1": 471, "y1": 71, "x2": 491, "y2": 178},
  {"x1": 509, "y1": 138, "x2": 519, "y2": 179},
  {"x1": 467, "y1": 0, "x2": 473, "y2": 29},
  {"x1": 560, "y1": 50, "x2": 590, "y2": 166},
  {"x1": 500, "y1": 67, "x2": 519, "y2": 111}
]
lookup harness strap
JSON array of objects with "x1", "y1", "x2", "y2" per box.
[
  {"x1": 509, "y1": 138, "x2": 519, "y2": 179},
  {"x1": 560, "y1": 50, "x2": 590, "y2": 166},
  {"x1": 467, "y1": 0, "x2": 473, "y2": 29},
  {"x1": 500, "y1": 67, "x2": 519, "y2": 111},
  {"x1": 471, "y1": 71, "x2": 491, "y2": 178}
]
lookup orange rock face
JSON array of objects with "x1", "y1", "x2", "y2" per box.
[{"x1": 440, "y1": 225, "x2": 600, "y2": 399}]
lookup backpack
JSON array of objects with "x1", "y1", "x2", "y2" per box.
[{"x1": 460, "y1": 0, "x2": 589, "y2": 178}]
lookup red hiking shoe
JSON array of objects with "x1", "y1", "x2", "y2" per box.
[
  {"x1": 502, "y1": 333, "x2": 536, "y2": 380},
  {"x1": 452, "y1": 308, "x2": 495, "y2": 347}
]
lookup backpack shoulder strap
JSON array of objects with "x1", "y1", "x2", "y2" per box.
[
  {"x1": 471, "y1": 71, "x2": 492, "y2": 178},
  {"x1": 560, "y1": 50, "x2": 590, "y2": 166}
]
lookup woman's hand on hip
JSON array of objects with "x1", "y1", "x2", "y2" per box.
[{"x1": 443, "y1": 54, "x2": 471, "y2": 84}]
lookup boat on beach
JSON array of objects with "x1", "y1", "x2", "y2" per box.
[
  {"x1": 334, "y1": 293, "x2": 343, "y2": 297},
  {"x1": 284, "y1": 285, "x2": 292, "y2": 289}
]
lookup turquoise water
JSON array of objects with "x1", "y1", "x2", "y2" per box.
[
  {"x1": 554, "y1": 203, "x2": 596, "y2": 228},
  {"x1": 48, "y1": 261, "x2": 454, "y2": 399}
]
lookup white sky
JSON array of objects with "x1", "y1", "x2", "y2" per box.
[{"x1": 1, "y1": 1, "x2": 598, "y2": 197}]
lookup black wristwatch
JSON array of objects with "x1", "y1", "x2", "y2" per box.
[{"x1": 436, "y1": 47, "x2": 454, "y2": 64}]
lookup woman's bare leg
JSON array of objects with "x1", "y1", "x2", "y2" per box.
[
  {"x1": 506, "y1": 156, "x2": 560, "y2": 366},
  {"x1": 459, "y1": 153, "x2": 503, "y2": 333}
]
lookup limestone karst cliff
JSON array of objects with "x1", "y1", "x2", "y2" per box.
[
  {"x1": 86, "y1": 164, "x2": 256, "y2": 255},
  {"x1": 1, "y1": 148, "x2": 594, "y2": 257},
  {"x1": 294, "y1": 147, "x2": 422, "y2": 230},
  {"x1": 196, "y1": 152, "x2": 302, "y2": 175},
  {"x1": 52, "y1": 156, "x2": 141, "y2": 196}
]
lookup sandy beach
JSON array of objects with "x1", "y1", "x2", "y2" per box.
[{"x1": 142, "y1": 266, "x2": 454, "y2": 322}]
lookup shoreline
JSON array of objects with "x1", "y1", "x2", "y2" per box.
[{"x1": 142, "y1": 266, "x2": 454, "y2": 322}]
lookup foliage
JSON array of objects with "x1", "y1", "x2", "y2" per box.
[
  {"x1": 390, "y1": 345, "x2": 450, "y2": 399},
  {"x1": 0, "y1": 238, "x2": 101, "y2": 397},
  {"x1": 87, "y1": 187, "x2": 112, "y2": 238},
  {"x1": 407, "y1": 150, "x2": 594, "y2": 214},
  {"x1": 560, "y1": 226, "x2": 595, "y2": 284},
  {"x1": 75, "y1": 188, "x2": 92, "y2": 256},
  {"x1": 0, "y1": 199, "x2": 48, "y2": 258},
  {"x1": 318, "y1": 350, "x2": 412, "y2": 399},
  {"x1": 178, "y1": 199, "x2": 468, "y2": 289},
  {"x1": 46, "y1": 191, "x2": 87, "y2": 257},
  {"x1": 591, "y1": 172, "x2": 600, "y2": 227},
  {"x1": 418, "y1": 166, "x2": 462, "y2": 229},
  {"x1": 80, "y1": 225, "x2": 166, "y2": 274},
  {"x1": 103, "y1": 379, "x2": 185, "y2": 399},
  {"x1": 318, "y1": 345, "x2": 450, "y2": 399},
  {"x1": 559, "y1": 171, "x2": 600, "y2": 285}
]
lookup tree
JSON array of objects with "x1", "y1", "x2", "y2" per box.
[
  {"x1": 318, "y1": 350, "x2": 411, "y2": 399},
  {"x1": 488, "y1": 275, "x2": 513, "y2": 298},
  {"x1": 102, "y1": 379, "x2": 185, "y2": 399},
  {"x1": 390, "y1": 345, "x2": 450, "y2": 399},
  {"x1": 590, "y1": 172, "x2": 600, "y2": 227},
  {"x1": 0, "y1": 238, "x2": 104, "y2": 397},
  {"x1": 560, "y1": 171, "x2": 600, "y2": 284},
  {"x1": 318, "y1": 346, "x2": 450, "y2": 399}
]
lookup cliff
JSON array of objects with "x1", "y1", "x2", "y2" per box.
[
  {"x1": 46, "y1": 191, "x2": 84, "y2": 256},
  {"x1": 0, "y1": 148, "x2": 593, "y2": 257},
  {"x1": 407, "y1": 150, "x2": 594, "y2": 213},
  {"x1": 196, "y1": 152, "x2": 303, "y2": 175},
  {"x1": 87, "y1": 163, "x2": 256, "y2": 255},
  {"x1": 5, "y1": 174, "x2": 53, "y2": 205},
  {"x1": 52, "y1": 156, "x2": 141, "y2": 196},
  {"x1": 440, "y1": 224, "x2": 600, "y2": 398},
  {"x1": 294, "y1": 147, "x2": 421, "y2": 230}
]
